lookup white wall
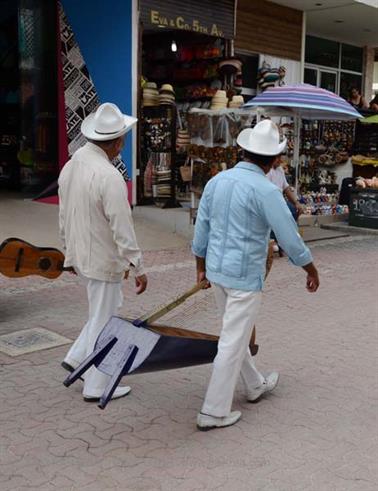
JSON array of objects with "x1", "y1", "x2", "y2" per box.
[
  {"x1": 373, "y1": 61, "x2": 378, "y2": 94},
  {"x1": 259, "y1": 55, "x2": 301, "y2": 85}
]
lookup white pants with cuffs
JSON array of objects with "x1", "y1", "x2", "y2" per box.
[
  {"x1": 201, "y1": 284, "x2": 265, "y2": 417},
  {"x1": 64, "y1": 271, "x2": 123, "y2": 397}
]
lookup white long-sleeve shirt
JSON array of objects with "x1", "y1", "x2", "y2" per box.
[
  {"x1": 58, "y1": 142, "x2": 144, "y2": 282},
  {"x1": 266, "y1": 165, "x2": 289, "y2": 193}
]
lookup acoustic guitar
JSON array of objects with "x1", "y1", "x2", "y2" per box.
[{"x1": 0, "y1": 238, "x2": 68, "y2": 279}]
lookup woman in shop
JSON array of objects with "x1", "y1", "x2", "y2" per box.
[
  {"x1": 347, "y1": 87, "x2": 368, "y2": 110},
  {"x1": 369, "y1": 94, "x2": 378, "y2": 112}
]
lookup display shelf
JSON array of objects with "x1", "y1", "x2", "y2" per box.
[
  {"x1": 147, "y1": 77, "x2": 219, "y2": 86},
  {"x1": 176, "y1": 96, "x2": 213, "y2": 102},
  {"x1": 302, "y1": 184, "x2": 339, "y2": 192},
  {"x1": 145, "y1": 56, "x2": 223, "y2": 65}
]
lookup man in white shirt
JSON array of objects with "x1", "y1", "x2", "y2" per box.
[
  {"x1": 58, "y1": 103, "x2": 147, "y2": 402},
  {"x1": 267, "y1": 157, "x2": 303, "y2": 252},
  {"x1": 267, "y1": 157, "x2": 302, "y2": 218}
]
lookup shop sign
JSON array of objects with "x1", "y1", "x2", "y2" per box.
[
  {"x1": 149, "y1": 10, "x2": 224, "y2": 37},
  {"x1": 140, "y1": 0, "x2": 235, "y2": 39}
]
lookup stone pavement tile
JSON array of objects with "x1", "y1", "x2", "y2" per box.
[
  {"x1": 0, "y1": 237, "x2": 377, "y2": 490},
  {"x1": 2, "y1": 476, "x2": 30, "y2": 491}
]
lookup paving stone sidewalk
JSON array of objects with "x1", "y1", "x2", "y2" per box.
[{"x1": 0, "y1": 237, "x2": 377, "y2": 490}]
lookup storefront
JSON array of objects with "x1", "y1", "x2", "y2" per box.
[
  {"x1": 0, "y1": 0, "x2": 58, "y2": 192},
  {"x1": 0, "y1": 0, "x2": 135, "y2": 200},
  {"x1": 58, "y1": 0, "x2": 135, "y2": 201},
  {"x1": 137, "y1": 0, "x2": 236, "y2": 209},
  {"x1": 1, "y1": 0, "x2": 374, "y2": 216}
]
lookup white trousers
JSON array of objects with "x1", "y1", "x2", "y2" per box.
[
  {"x1": 201, "y1": 284, "x2": 265, "y2": 417},
  {"x1": 65, "y1": 272, "x2": 123, "y2": 397}
]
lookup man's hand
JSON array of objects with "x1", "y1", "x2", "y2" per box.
[
  {"x1": 303, "y1": 262, "x2": 319, "y2": 292},
  {"x1": 196, "y1": 256, "x2": 211, "y2": 289},
  {"x1": 197, "y1": 270, "x2": 211, "y2": 289},
  {"x1": 296, "y1": 203, "x2": 304, "y2": 217},
  {"x1": 135, "y1": 274, "x2": 147, "y2": 295}
]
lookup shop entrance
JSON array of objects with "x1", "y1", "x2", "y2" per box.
[{"x1": 137, "y1": 28, "x2": 230, "y2": 207}]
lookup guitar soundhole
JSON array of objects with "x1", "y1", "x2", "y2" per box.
[{"x1": 39, "y1": 257, "x2": 52, "y2": 271}]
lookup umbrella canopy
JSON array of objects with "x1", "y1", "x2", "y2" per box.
[{"x1": 243, "y1": 83, "x2": 362, "y2": 120}]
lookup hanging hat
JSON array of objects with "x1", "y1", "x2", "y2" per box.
[
  {"x1": 81, "y1": 103, "x2": 137, "y2": 141},
  {"x1": 218, "y1": 58, "x2": 242, "y2": 76},
  {"x1": 160, "y1": 84, "x2": 175, "y2": 94},
  {"x1": 237, "y1": 120, "x2": 287, "y2": 156}
]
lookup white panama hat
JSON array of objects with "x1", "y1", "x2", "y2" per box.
[
  {"x1": 81, "y1": 103, "x2": 137, "y2": 141},
  {"x1": 237, "y1": 119, "x2": 287, "y2": 156}
]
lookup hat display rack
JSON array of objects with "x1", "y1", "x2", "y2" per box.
[
  {"x1": 140, "y1": 104, "x2": 181, "y2": 209},
  {"x1": 140, "y1": 32, "x2": 249, "y2": 210}
]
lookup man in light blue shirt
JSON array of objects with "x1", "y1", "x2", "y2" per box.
[{"x1": 193, "y1": 120, "x2": 319, "y2": 431}]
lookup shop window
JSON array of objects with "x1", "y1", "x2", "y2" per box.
[
  {"x1": 235, "y1": 53, "x2": 258, "y2": 97},
  {"x1": 340, "y1": 72, "x2": 362, "y2": 100},
  {"x1": 18, "y1": 0, "x2": 58, "y2": 190},
  {"x1": 304, "y1": 68, "x2": 317, "y2": 86},
  {"x1": 341, "y1": 43, "x2": 363, "y2": 73},
  {"x1": 0, "y1": 1, "x2": 20, "y2": 189},
  {"x1": 320, "y1": 71, "x2": 337, "y2": 93},
  {"x1": 305, "y1": 35, "x2": 339, "y2": 69},
  {"x1": 305, "y1": 36, "x2": 363, "y2": 98}
]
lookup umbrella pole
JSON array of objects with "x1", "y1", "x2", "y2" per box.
[{"x1": 293, "y1": 115, "x2": 301, "y2": 194}]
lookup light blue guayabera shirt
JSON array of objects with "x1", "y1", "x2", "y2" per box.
[{"x1": 192, "y1": 161, "x2": 313, "y2": 291}]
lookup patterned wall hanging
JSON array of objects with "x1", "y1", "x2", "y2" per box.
[{"x1": 58, "y1": 2, "x2": 129, "y2": 180}]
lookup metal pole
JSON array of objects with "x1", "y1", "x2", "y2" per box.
[{"x1": 294, "y1": 115, "x2": 301, "y2": 193}]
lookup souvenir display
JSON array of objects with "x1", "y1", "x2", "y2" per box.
[
  {"x1": 301, "y1": 120, "x2": 354, "y2": 163},
  {"x1": 143, "y1": 82, "x2": 159, "y2": 107},
  {"x1": 159, "y1": 84, "x2": 176, "y2": 106},
  {"x1": 176, "y1": 129, "x2": 191, "y2": 153},
  {"x1": 278, "y1": 119, "x2": 356, "y2": 191},
  {"x1": 299, "y1": 188, "x2": 348, "y2": 216},
  {"x1": 228, "y1": 95, "x2": 244, "y2": 108},
  {"x1": 355, "y1": 176, "x2": 378, "y2": 189},
  {"x1": 257, "y1": 61, "x2": 286, "y2": 91},
  {"x1": 143, "y1": 116, "x2": 172, "y2": 152},
  {"x1": 351, "y1": 119, "x2": 378, "y2": 179},
  {"x1": 187, "y1": 110, "x2": 255, "y2": 147},
  {"x1": 218, "y1": 58, "x2": 242, "y2": 76},
  {"x1": 141, "y1": 106, "x2": 177, "y2": 205},
  {"x1": 186, "y1": 110, "x2": 255, "y2": 212},
  {"x1": 210, "y1": 90, "x2": 228, "y2": 110},
  {"x1": 140, "y1": 33, "x2": 237, "y2": 206}
]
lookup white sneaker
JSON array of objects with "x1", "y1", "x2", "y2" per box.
[
  {"x1": 83, "y1": 386, "x2": 131, "y2": 402},
  {"x1": 247, "y1": 372, "x2": 279, "y2": 403},
  {"x1": 197, "y1": 411, "x2": 241, "y2": 431}
]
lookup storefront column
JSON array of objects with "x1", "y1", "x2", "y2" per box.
[
  {"x1": 363, "y1": 46, "x2": 374, "y2": 103},
  {"x1": 300, "y1": 12, "x2": 306, "y2": 83},
  {"x1": 131, "y1": 0, "x2": 138, "y2": 205}
]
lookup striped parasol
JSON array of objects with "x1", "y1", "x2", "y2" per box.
[
  {"x1": 243, "y1": 83, "x2": 362, "y2": 120},
  {"x1": 243, "y1": 84, "x2": 362, "y2": 190}
]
